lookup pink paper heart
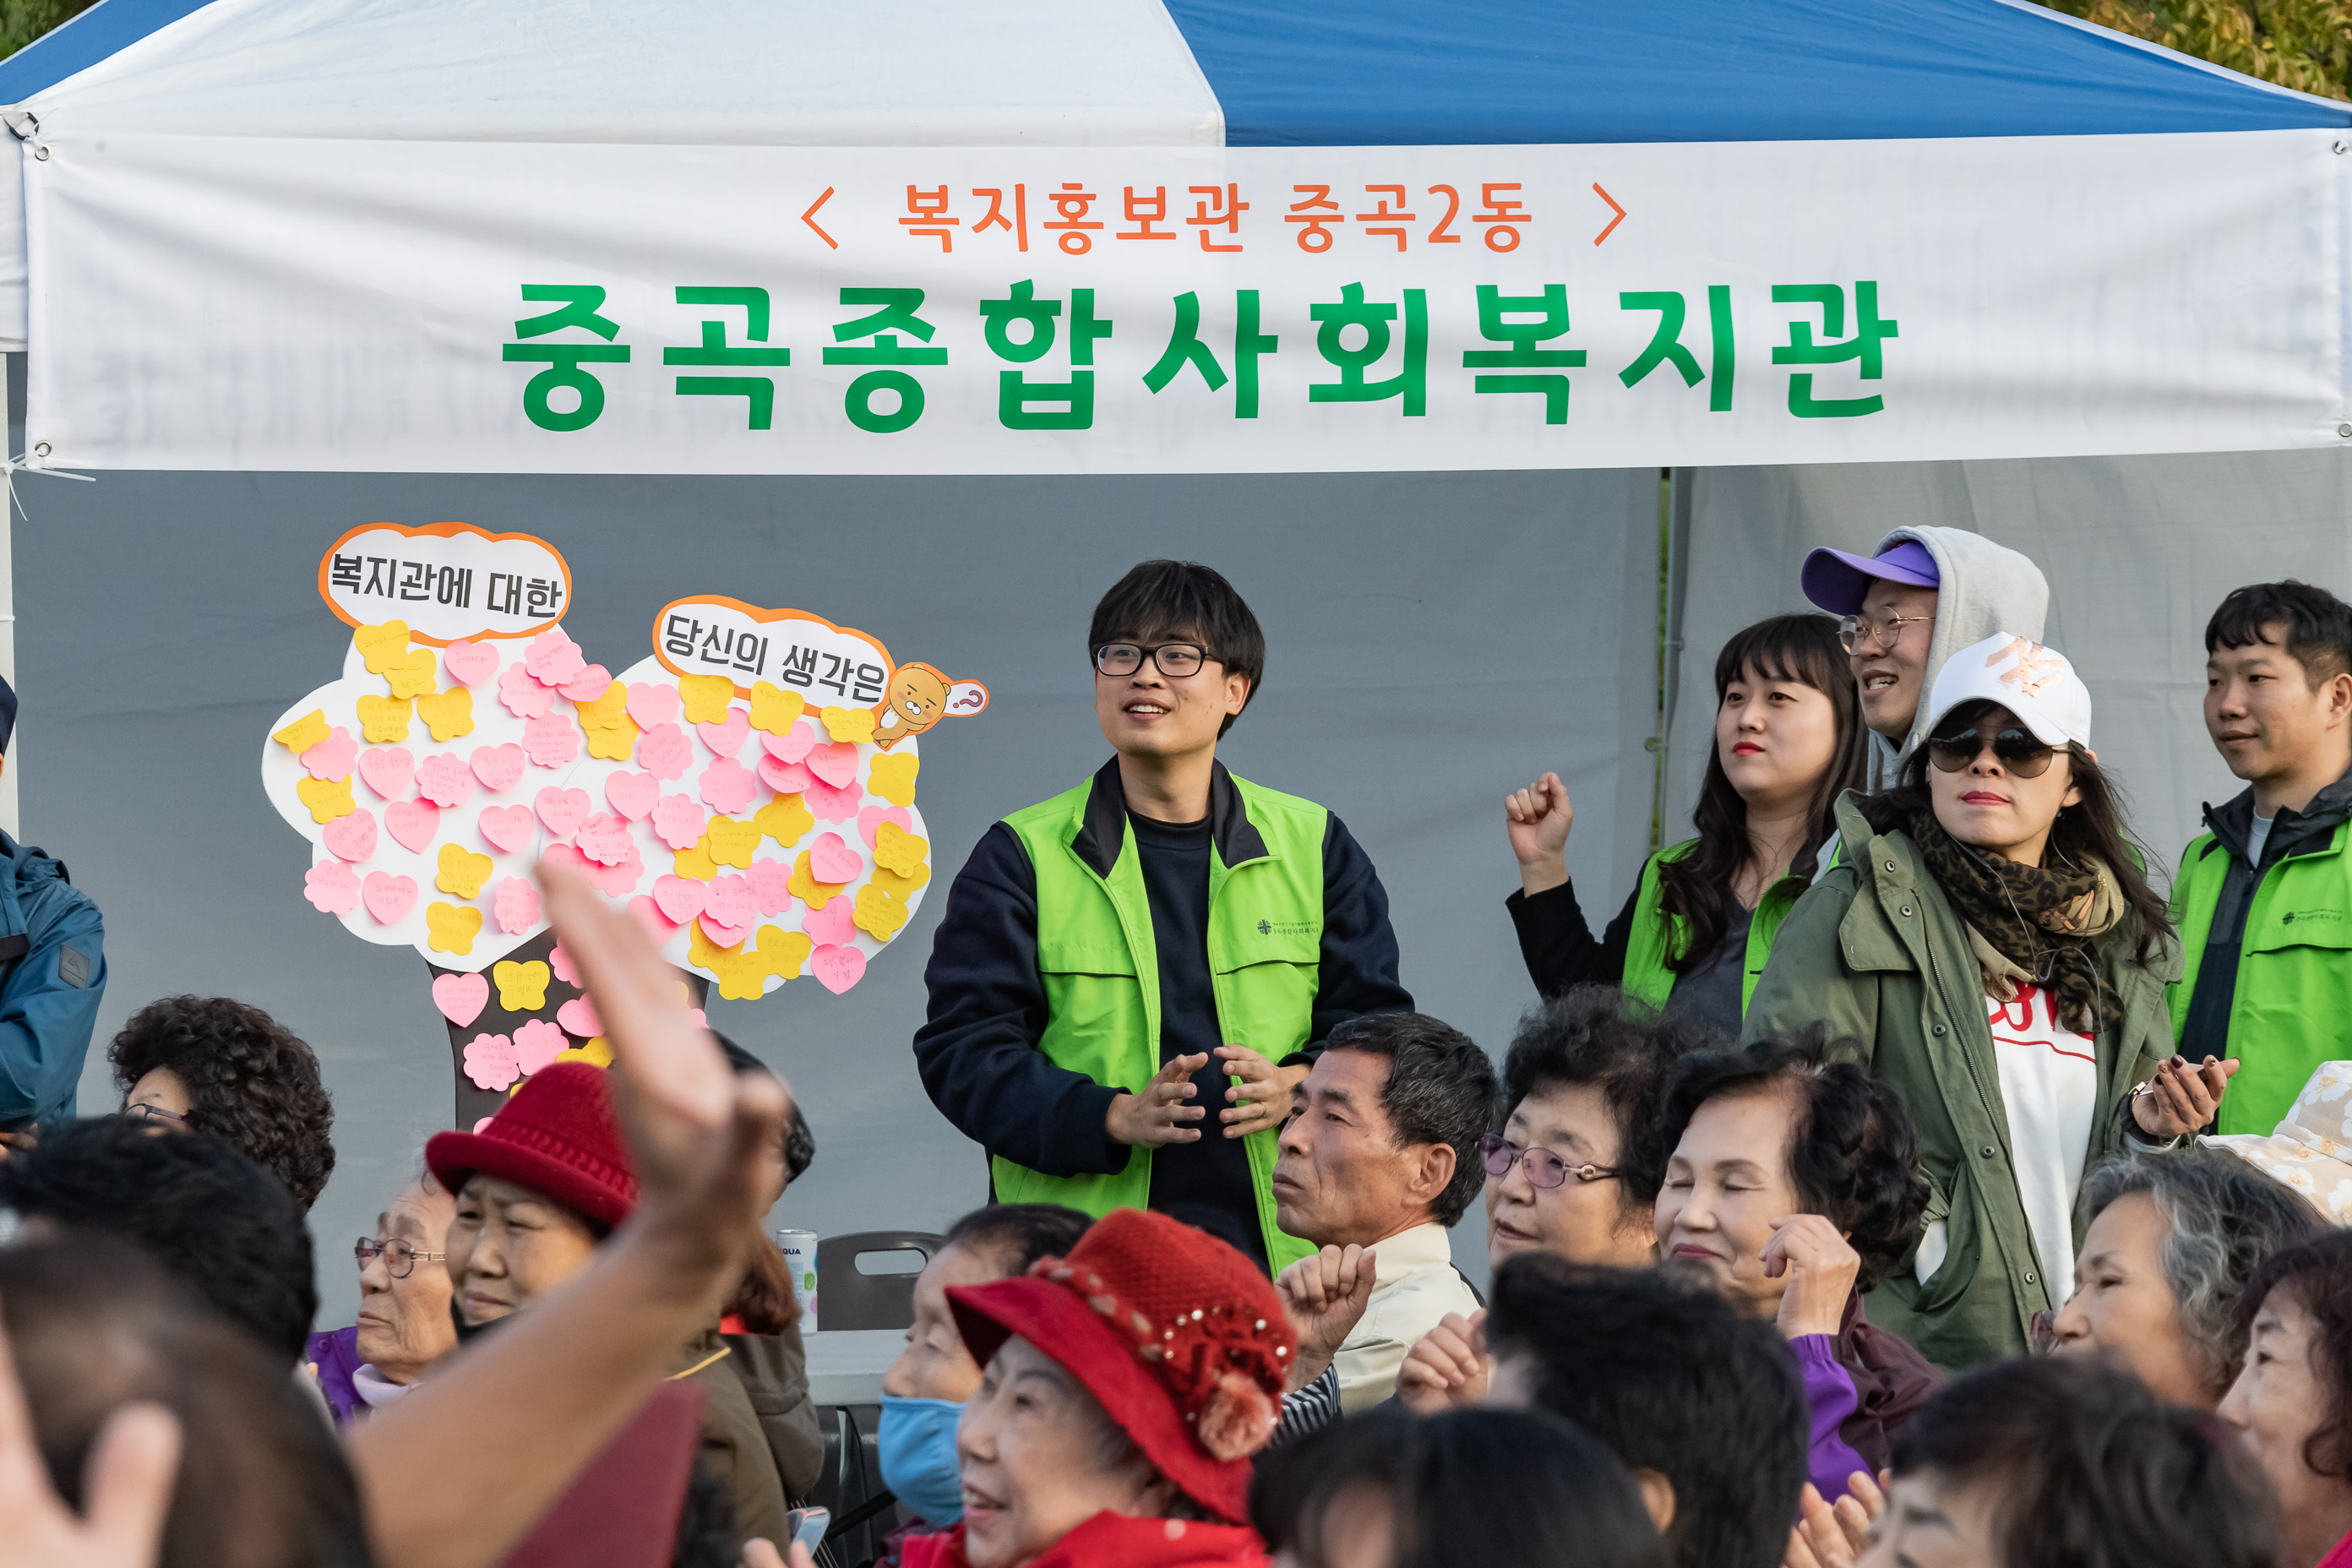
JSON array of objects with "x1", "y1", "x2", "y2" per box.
[
  {"x1": 698, "y1": 917, "x2": 752, "y2": 950},
  {"x1": 513, "y1": 1017, "x2": 567, "y2": 1074},
  {"x1": 556, "y1": 996, "x2": 603, "y2": 1038},
  {"x1": 747, "y1": 858, "x2": 794, "y2": 917},
  {"x1": 362, "y1": 871, "x2": 417, "y2": 926},
  {"x1": 804, "y1": 776, "x2": 864, "y2": 823},
  {"x1": 801, "y1": 894, "x2": 857, "y2": 947},
  {"x1": 534, "y1": 787, "x2": 591, "y2": 838},
  {"x1": 493, "y1": 875, "x2": 542, "y2": 935},
  {"x1": 651, "y1": 874, "x2": 708, "y2": 926},
  {"x1": 574, "y1": 813, "x2": 634, "y2": 867},
  {"x1": 498, "y1": 662, "x2": 555, "y2": 719},
  {"x1": 628, "y1": 683, "x2": 682, "y2": 728},
  {"x1": 858, "y1": 805, "x2": 913, "y2": 849},
  {"x1": 521, "y1": 712, "x2": 580, "y2": 769},
  {"x1": 811, "y1": 944, "x2": 865, "y2": 994},
  {"x1": 762, "y1": 721, "x2": 819, "y2": 765},
  {"x1": 464, "y1": 1032, "x2": 519, "y2": 1092},
  {"x1": 385, "y1": 798, "x2": 441, "y2": 852},
  {"x1": 432, "y1": 972, "x2": 491, "y2": 1027},
  {"x1": 559, "y1": 663, "x2": 612, "y2": 703},
  {"x1": 358, "y1": 747, "x2": 416, "y2": 800},
  {"x1": 605, "y1": 771, "x2": 661, "y2": 821},
  {"x1": 651, "y1": 794, "x2": 707, "y2": 852},
  {"x1": 699, "y1": 757, "x2": 757, "y2": 816},
  {"x1": 697, "y1": 708, "x2": 750, "y2": 760},
  {"x1": 301, "y1": 727, "x2": 357, "y2": 782},
  {"x1": 628, "y1": 895, "x2": 680, "y2": 944},
  {"x1": 477, "y1": 804, "x2": 535, "y2": 854},
  {"x1": 637, "y1": 722, "x2": 692, "y2": 781},
  {"x1": 589, "y1": 845, "x2": 645, "y2": 897},
  {"x1": 322, "y1": 808, "x2": 378, "y2": 863},
  {"x1": 305, "y1": 861, "x2": 360, "y2": 916},
  {"x1": 442, "y1": 640, "x2": 501, "y2": 688},
  {"x1": 757, "y1": 756, "x2": 813, "y2": 795},
  {"x1": 704, "y1": 873, "x2": 756, "y2": 931},
  {"x1": 805, "y1": 741, "x2": 859, "y2": 789},
  {"x1": 470, "y1": 743, "x2": 526, "y2": 792},
  {"x1": 808, "y1": 830, "x2": 863, "y2": 884},
  {"x1": 416, "y1": 753, "x2": 476, "y2": 810},
  {"x1": 525, "y1": 628, "x2": 586, "y2": 686}
]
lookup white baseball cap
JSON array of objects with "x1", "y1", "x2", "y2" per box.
[{"x1": 1921, "y1": 633, "x2": 2093, "y2": 750}]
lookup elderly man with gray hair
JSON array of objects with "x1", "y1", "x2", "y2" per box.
[{"x1": 2048, "y1": 1148, "x2": 2329, "y2": 1407}]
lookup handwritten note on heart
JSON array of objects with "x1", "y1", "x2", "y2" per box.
[
  {"x1": 498, "y1": 662, "x2": 555, "y2": 719},
  {"x1": 521, "y1": 712, "x2": 580, "y2": 769},
  {"x1": 605, "y1": 770, "x2": 661, "y2": 821},
  {"x1": 704, "y1": 874, "x2": 757, "y2": 932},
  {"x1": 628, "y1": 682, "x2": 681, "y2": 729},
  {"x1": 556, "y1": 996, "x2": 603, "y2": 1038},
  {"x1": 493, "y1": 876, "x2": 542, "y2": 934},
  {"x1": 385, "y1": 798, "x2": 441, "y2": 852},
  {"x1": 534, "y1": 787, "x2": 591, "y2": 839},
  {"x1": 651, "y1": 794, "x2": 707, "y2": 851},
  {"x1": 477, "y1": 804, "x2": 535, "y2": 854},
  {"x1": 637, "y1": 722, "x2": 692, "y2": 781},
  {"x1": 322, "y1": 808, "x2": 378, "y2": 863},
  {"x1": 470, "y1": 743, "x2": 527, "y2": 792},
  {"x1": 652, "y1": 874, "x2": 709, "y2": 926},
  {"x1": 442, "y1": 640, "x2": 501, "y2": 688},
  {"x1": 811, "y1": 944, "x2": 866, "y2": 994},
  {"x1": 362, "y1": 872, "x2": 418, "y2": 926},
  {"x1": 806, "y1": 741, "x2": 859, "y2": 789},
  {"x1": 416, "y1": 753, "x2": 476, "y2": 809},
  {"x1": 301, "y1": 727, "x2": 357, "y2": 783},
  {"x1": 358, "y1": 747, "x2": 416, "y2": 800},
  {"x1": 305, "y1": 861, "x2": 360, "y2": 915},
  {"x1": 758, "y1": 756, "x2": 813, "y2": 795},
  {"x1": 858, "y1": 805, "x2": 914, "y2": 849},
  {"x1": 574, "y1": 813, "x2": 634, "y2": 867},
  {"x1": 748, "y1": 858, "x2": 794, "y2": 917},
  {"x1": 809, "y1": 831, "x2": 864, "y2": 885},
  {"x1": 801, "y1": 894, "x2": 857, "y2": 948},
  {"x1": 697, "y1": 708, "x2": 751, "y2": 760},
  {"x1": 559, "y1": 663, "x2": 612, "y2": 703},
  {"x1": 804, "y1": 776, "x2": 864, "y2": 822},
  {"x1": 433, "y1": 972, "x2": 491, "y2": 1027},
  {"x1": 525, "y1": 628, "x2": 586, "y2": 687},
  {"x1": 763, "y1": 720, "x2": 820, "y2": 765}
]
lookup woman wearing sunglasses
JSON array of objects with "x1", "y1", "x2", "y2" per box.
[
  {"x1": 1505, "y1": 615, "x2": 1868, "y2": 1038},
  {"x1": 1746, "y1": 634, "x2": 2234, "y2": 1372}
]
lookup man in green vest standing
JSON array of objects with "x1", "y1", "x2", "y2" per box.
[
  {"x1": 913, "y1": 560, "x2": 1413, "y2": 1273},
  {"x1": 2173, "y1": 580, "x2": 2352, "y2": 1135}
]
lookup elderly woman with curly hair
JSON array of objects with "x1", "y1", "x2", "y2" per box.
[
  {"x1": 2051, "y1": 1150, "x2": 2328, "y2": 1407},
  {"x1": 111, "y1": 994, "x2": 335, "y2": 1209},
  {"x1": 1652, "y1": 1030, "x2": 1941, "y2": 1505}
]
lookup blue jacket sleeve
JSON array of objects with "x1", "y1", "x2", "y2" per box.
[
  {"x1": 912, "y1": 823, "x2": 1129, "y2": 1179},
  {"x1": 0, "y1": 886, "x2": 106, "y2": 1127},
  {"x1": 1303, "y1": 814, "x2": 1413, "y2": 1050}
]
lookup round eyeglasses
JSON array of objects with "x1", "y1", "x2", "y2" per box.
[
  {"x1": 1838, "y1": 611, "x2": 1934, "y2": 654},
  {"x1": 1478, "y1": 1131, "x2": 1620, "y2": 1191},
  {"x1": 355, "y1": 1237, "x2": 446, "y2": 1280},
  {"x1": 1926, "y1": 727, "x2": 2057, "y2": 780},
  {"x1": 1092, "y1": 642, "x2": 1211, "y2": 679}
]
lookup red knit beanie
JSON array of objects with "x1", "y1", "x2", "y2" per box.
[
  {"x1": 946, "y1": 1208, "x2": 1294, "y2": 1525},
  {"x1": 425, "y1": 1061, "x2": 637, "y2": 1230}
]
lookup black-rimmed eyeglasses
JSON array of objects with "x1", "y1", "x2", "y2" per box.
[
  {"x1": 355, "y1": 1237, "x2": 446, "y2": 1279},
  {"x1": 1092, "y1": 642, "x2": 1212, "y2": 679},
  {"x1": 1478, "y1": 1131, "x2": 1620, "y2": 1190},
  {"x1": 122, "y1": 1103, "x2": 187, "y2": 1126}
]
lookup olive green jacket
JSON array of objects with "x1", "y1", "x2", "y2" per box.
[{"x1": 1743, "y1": 796, "x2": 2180, "y2": 1372}]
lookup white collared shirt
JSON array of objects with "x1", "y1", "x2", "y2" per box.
[{"x1": 1331, "y1": 1221, "x2": 1482, "y2": 1414}]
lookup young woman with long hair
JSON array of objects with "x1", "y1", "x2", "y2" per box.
[{"x1": 1504, "y1": 613, "x2": 1869, "y2": 1037}]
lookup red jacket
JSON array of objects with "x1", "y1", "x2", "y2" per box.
[{"x1": 900, "y1": 1512, "x2": 1268, "y2": 1568}]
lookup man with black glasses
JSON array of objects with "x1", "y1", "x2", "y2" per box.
[{"x1": 915, "y1": 560, "x2": 1410, "y2": 1273}]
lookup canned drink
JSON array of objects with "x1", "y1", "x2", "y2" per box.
[{"x1": 776, "y1": 1228, "x2": 819, "y2": 1330}]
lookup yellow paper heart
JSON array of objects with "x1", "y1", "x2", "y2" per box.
[
  {"x1": 869, "y1": 862, "x2": 931, "y2": 897},
  {"x1": 356, "y1": 694, "x2": 413, "y2": 743},
  {"x1": 788, "y1": 849, "x2": 849, "y2": 910},
  {"x1": 678, "y1": 673, "x2": 736, "y2": 724},
  {"x1": 436, "y1": 843, "x2": 493, "y2": 899},
  {"x1": 352, "y1": 620, "x2": 413, "y2": 675},
  {"x1": 868, "y1": 751, "x2": 919, "y2": 808},
  {"x1": 426, "y1": 902, "x2": 482, "y2": 956},
  {"x1": 383, "y1": 646, "x2": 441, "y2": 700},
  {"x1": 821, "y1": 705, "x2": 876, "y2": 743},
  {"x1": 273, "y1": 709, "x2": 330, "y2": 753},
  {"x1": 754, "y1": 792, "x2": 815, "y2": 848},
  {"x1": 749, "y1": 682, "x2": 805, "y2": 736},
  {"x1": 493, "y1": 959, "x2": 550, "y2": 1013},
  {"x1": 706, "y1": 815, "x2": 761, "y2": 869},
  {"x1": 416, "y1": 687, "x2": 476, "y2": 743},
  {"x1": 853, "y1": 883, "x2": 909, "y2": 940},
  {"x1": 554, "y1": 1039, "x2": 614, "y2": 1069},
  {"x1": 295, "y1": 774, "x2": 355, "y2": 825},
  {"x1": 873, "y1": 820, "x2": 930, "y2": 880}
]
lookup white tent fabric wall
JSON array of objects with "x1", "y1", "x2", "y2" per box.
[{"x1": 1663, "y1": 452, "x2": 2352, "y2": 887}]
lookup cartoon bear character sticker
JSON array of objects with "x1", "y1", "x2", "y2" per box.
[{"x1": 873, "y1": 662, "x2": 989, "y2": 751}]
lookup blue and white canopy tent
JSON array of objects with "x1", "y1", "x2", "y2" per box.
[{"x1": 0, "y1": 0, "x2": 2340, "y2": 1304}]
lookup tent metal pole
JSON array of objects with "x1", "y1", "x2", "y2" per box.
[{"x1": 1649, "y1": 466, "x2": 1693, "y2": 851}]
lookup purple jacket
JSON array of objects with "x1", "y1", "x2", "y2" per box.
[
  {"x1": 1791, "y1": 1297, "x2": 1941, "y2": 1502},
  {"x1": 307, "y1": 1326, "x2": 367, "y2": 1427}
]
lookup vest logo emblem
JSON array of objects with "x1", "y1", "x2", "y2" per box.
[{"x1": 1257, "y1": 919, "x2": 1315, "y2": 937}]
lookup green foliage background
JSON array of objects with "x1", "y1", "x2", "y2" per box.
[
  {"x1": 0, "y1": 0, "x2": 91, "y2": 63},
  {"x1": 2042, "y1": 0, "x2": 2352, "y2": 100}
]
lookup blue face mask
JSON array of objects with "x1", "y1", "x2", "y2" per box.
[{"x1": 878, "y1": 1394, "x2": 966, "y2": 1525}]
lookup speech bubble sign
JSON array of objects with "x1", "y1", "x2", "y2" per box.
[{"x1": 318, "y1": 521, "x2": 574, "y2": 646}]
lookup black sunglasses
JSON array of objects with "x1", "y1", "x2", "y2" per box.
[{"x1": 1926, "y1": 727, "x2": 2057, "y2": 780}]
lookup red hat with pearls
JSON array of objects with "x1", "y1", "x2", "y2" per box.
[{"x1": 947, "y1": 1207, "x2": 1294, "y2": 1525}]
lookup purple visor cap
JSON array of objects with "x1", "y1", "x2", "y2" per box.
[{"x1": 1800, "y1": 539, "x2": 1941, "y2": 615}]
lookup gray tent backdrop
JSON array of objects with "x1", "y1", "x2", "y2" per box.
[
  {"x1": 1663, "y1": 453, "x2": 2352, "y2": 862},
  {"x1": 27, "y1": 460, "x2": 1658, "y2": 1322}
]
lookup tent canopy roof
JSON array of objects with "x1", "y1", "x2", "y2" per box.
[{"x1": 2, "y1": 0, "x2": 2342, "y2": 147}]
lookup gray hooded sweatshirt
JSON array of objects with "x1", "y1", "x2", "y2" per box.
[{"x1": 1862, "y1": 525, "x2": 2050, "y2": 789}]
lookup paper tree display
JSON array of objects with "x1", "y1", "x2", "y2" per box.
[{"x1": 261, "y1": 523, "x2": 987, "y2": 1121}]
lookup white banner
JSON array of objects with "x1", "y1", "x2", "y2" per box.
[{"x1": 20, "y1": 131, "x2": 2346, "y2": 472}]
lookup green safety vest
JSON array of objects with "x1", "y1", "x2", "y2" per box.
[
  {"x1": 1620, "y1": 838, "x2": 1805, "y2": 1017},
  {"x1": 994, "y1": 763, "x2": 1327, "y2": 1273},
  {"x1": 2168, "y1": 819, "x2": 2352, "y2": 1135}
]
